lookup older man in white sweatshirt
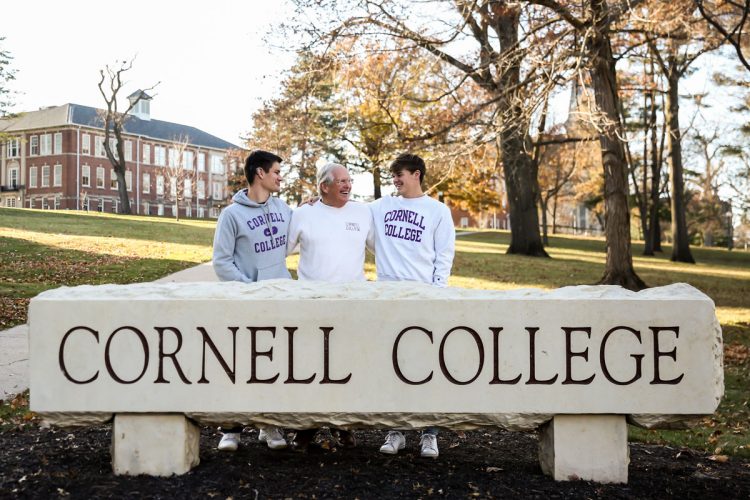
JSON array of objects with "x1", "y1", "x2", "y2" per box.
[{"x1": 286, "y1": 162, "x2": 374, "y2": 448}]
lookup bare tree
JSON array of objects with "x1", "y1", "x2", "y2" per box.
[
  {"x1": 160, "y1": 135, "x2": 196, "y2": 221},
  {"x1": 695, "y1": 0, "x2": 750, "y2": 71},
  {"x1": 97, "y1": 59, "x2": 158, "y2": 214}
]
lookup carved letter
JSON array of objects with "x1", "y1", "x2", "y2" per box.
[
  {"x1": 105, "y1": 326, "x2": 149, "y2": 384},
  {"x1": 320, "y1": 327, "x2": 351, "y2": 384},
  {"x1": 650, "y1": 326, "x2": 684, "y2": 385},
  {"x1": 525, "y1": 327, "x2": 558, "y2": 385},
  {"x1": 153, "y1": 327, "x2": 191, "y2": 384},
  {"x1": 392, "y1": 326, "x2": 433, "y2": 385},
  {"x1": 439, "y1": 326, "x2": 484, "y2": 385},
  {"x1": 489, "y1": 327, "x2": 521, "y2": 384},
  {"x1": 59, "y1": 326, "x2": 99, "y2": 384},
  {"x1": 600, "y1": 326, "x2": 644, "y2": 385},
  {"x1": 562, "y1": 327, "x2": 595, "y2": 385},
  {"x1": 284, "y1": 327, "x2": 315, "y2": 384},
  {"x1": 247, "y1": 327, "x2": 279, "y2": 384},
  {"x1": 197, "y1": 326, "x2": 238, "y2": 384}
]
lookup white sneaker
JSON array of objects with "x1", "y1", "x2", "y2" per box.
[
  {"x1": 420, "y1": 434, "x2": 439, "y2": 458},
  {"x1": 379, "y1": 431, "x2": 406, "y2": 455},
  {"x1": 261, "y1": 427, "x2": 287, "y2": 450},
  {"x1": 218, "y1": 432, "x2": 240, "y2": 452}
]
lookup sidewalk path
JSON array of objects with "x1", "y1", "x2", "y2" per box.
[{"x1": 0, "y1": 261, "x2": 217, "y2": 401}]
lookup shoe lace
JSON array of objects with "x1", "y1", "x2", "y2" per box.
[
  {"x1": 420, "y1": 434, "x2": 436, "y2": 449},
  {"x1": 385, "y1": 431, "x2": 401, "y2": 446}
]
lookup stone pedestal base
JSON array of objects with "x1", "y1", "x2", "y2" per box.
[
  {"x1": 539, "y1": 415, "x2": 628, "y2": 483},
  {"x1": 112, "y1": 414, "x2": 200, "y2": 476}
]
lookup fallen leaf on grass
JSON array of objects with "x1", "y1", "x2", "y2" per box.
[
  {"x1": 708, "y1": 455, "x2": 729, "y2": 463},
  {"x1": 486, "y1": 466, "x2": 503, "y2": 472}
]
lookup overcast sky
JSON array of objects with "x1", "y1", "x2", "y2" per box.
[{"x1": 2, "y1": 0, "x2": 295, "y2": 147}]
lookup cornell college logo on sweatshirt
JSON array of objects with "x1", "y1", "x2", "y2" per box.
[
  {"x1": 246, "y1": 212, "x2": 287, "y2": 253},
  {"x1": 383, "y1": 208, "x2": 426, "y2": 242}
]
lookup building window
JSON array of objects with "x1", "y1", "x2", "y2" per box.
[
  {"x1": 53, "y1": 133, "x2": 63, "y2": 154},
  {"x1": 197, "y1": 153, "x2": 205, "y2": 172},
  {"x1": 156, "y1": 175, "x2": 164, "y2": 196},
  {"x1": 197, "y1": 180, "x2": 205, "y2": 199},
  {"x1": 82, "y1": 134, "x2": 91, "y2": 155},
  {"x1": 184, "y1": 178, "x2": 192, "y2": 198},
  {"x1": 98, "y1": 199, "x2": 105, "y2": 212},
  {"x1": 41, "y1": 165, "x2": 50, "y2": 187},
  {"x1": 170, "y1": 178, "x2": 177, "y2": 197},
  {"x1": 142, "y1": 144, "x2": 151, "y2": 164},
  {"x1": 30, "y1": 136, "x2": 39, "y2": 156},
  {"x1": 95, "y1": 136, "x2": 105, "y2": 157},
  {"x1": 40, "y1": 134, "x2": 52, "y2": 155},
  {"x1": 212, "y1": 181, "x2": 223, "y2": 200},
  {"x1": 210, "y1": 154, "x2": 224, "y2": 174},
  {"x1": 154, "y1": 146, "x2": 166, "y2": 166},
  {"x1": 82, "y1": 165, "x2": 91, "y2": 187},
  {"x1": 169, "y1": 148, "x2": 179, "y2": 167},
  {"x1": 29, "y1": 166, "x2": 38, "y2": 188},
  {"x1": 6, "y1": 138, "x2": 20, "y2": 158},
  {"x1": 158, "y1": 203, "x2": 164, "y2": 216},
  {"x1": 113, "y1": 198, "x2": 119, "y2": 213},
  {"x1": 8, "y1": 167, "x2": 19, "y2": 188},
  {"x1": 42, "y1": 198, "x2": 48, "y2": 209},
  {"x1": 198, "y1": 206, "x2": 205, "y2": 218},
  {"x1": 124, "y1": 140, "x2": 133, "y2": 162},
  {"x1": 7, "y1": 197, "x2": 16, "y2": 208},
  {"x1": 125, "y1": 170, "x2": 132, "y2": 192},
  {"x1": 108, "y1": 138, "x2": 119, "y2": 160},
  {"x1": 186, "y1": 205, "x2": 192, "y2": 218},
  {"x1": 110, "y1": 169, "x2": 118, "y2": 190},
  {"x1": 96, "y1": 166, "x2": 105, "y2": 189},
  {"x1": 53, "y1": 164, "x2": 62, "y2": 187},
  {"x1": 54, "y1": 195, "x2": 61, "y2": 210},
  {"x1": 84, "y1": 197, "x2": 90, "y2": 211},
  {"x1": 183, "y1": 150, "x2": 194, "y2": 170},
  {"x1": 143, "y1": 201, "x2": 150, "y2": 215},
  {"x1": 142, "y1": 173, "x2": 150, "y2": 194}
]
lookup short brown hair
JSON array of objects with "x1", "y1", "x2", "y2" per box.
[{"x1": 389, "y1": 153, "x2": 425, "y2": 185}]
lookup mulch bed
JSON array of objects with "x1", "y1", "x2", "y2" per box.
[{"x1": 1, "y1": 425, "x2": 748, "y2": 499}]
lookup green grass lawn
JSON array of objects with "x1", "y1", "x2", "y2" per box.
[{"x1": 1, "y1": 208, "x2": 748, "y2": 457}]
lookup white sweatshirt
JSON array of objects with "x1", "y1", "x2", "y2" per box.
[
  {"x1": 287, "y1": 200, "x2": 374, "y2": 282},
  {"x1": 369, "y1": 194, "x2": 455, "y2": 286}
]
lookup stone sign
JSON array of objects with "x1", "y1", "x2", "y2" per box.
[{"x1": 29, "y1": 280, "x2": 723, "y2": 482}]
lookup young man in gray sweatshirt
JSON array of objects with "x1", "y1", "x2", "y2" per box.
[{"x1": 212, "y1": 149, "x2": 292, "y2": 452}]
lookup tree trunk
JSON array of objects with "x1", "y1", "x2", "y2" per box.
[
  {"x1": 373, "y1": 164, "x2": 382, "y2": 200},
  {"x1": 115, "y1": 169, "x2": 131, "y2": 215},
  {"x1": 588, "y1": 0, "x2": 645, "y2": 290},
  {"x1": 665, "y1": 72, "x2": 694, "y2": 263},
  {"x1": 496, "y1": 9, "x2": 548, "y2": 257},
  {"x1": 540, "y1": 196, "x2": 549, "y2": 246}
]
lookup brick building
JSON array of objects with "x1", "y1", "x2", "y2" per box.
[{"x1": 0, "y1": 92, "x2": 240, "y2": 218}]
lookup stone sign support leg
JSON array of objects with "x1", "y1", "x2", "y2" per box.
[
  {"x1": 538, "y1": 415, "x2": 629, "y2": 484},
  {"x1": 112, "y1": 414, "x2": 200, "y2": 476}
]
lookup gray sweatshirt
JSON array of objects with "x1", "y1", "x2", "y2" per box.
[{"x1": 212, "y1": 189, "x2": 292, "y2": 282}]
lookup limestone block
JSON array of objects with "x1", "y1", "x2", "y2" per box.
[
  {"x1": 29, "y1": 281, "x2": 723, "y2": 429},
  {"x1": 539, "y1": 415, "x2": 628, "y2": 483},
  {"x1": 112, "y1": 414, "x2": 199, "y2": 476}
]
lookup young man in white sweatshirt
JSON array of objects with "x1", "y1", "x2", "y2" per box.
[
  {"x1": 370, "y1": 153, "x2": 455, "y2": 458},
  {"x1": 286, "y1": 162, "x2": 374, "y2": 449}
]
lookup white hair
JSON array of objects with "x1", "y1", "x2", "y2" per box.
[{"x1": 317, "y1": 162, "x2": 346, "y2": 195}]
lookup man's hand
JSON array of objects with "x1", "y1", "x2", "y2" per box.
[{"x1": 298, "y1": 196, "x2": 319, "y2": 207}]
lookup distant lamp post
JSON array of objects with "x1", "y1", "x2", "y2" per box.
[{"x1": 725, "y1": 209, "x2": 734, "y2": 251}]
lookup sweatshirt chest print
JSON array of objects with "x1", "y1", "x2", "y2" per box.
[
  {"x1": 246, "y1": 212, "x2": 287, "y2": 253},
  {"x1": 383, "y1": 209, "x2": 425, "y2": 242},
  {"x1": 345, "y1": 222, "x2": 360, "y2": 232}
]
